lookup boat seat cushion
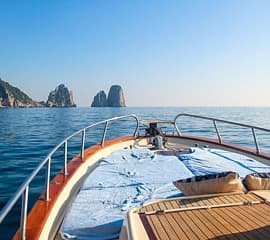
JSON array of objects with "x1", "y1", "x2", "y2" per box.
[
  {"x1": 244, "y1": 172, "x2": 270, "y2": 190},
  {"x1": 173, "y1": 171, "x2": 245, "y2": 195}
]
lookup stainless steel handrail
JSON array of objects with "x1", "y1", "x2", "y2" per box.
[
  {"x1": 0, "y1": 114, "x2": 139, "y2": 240},
  {"x1": 174, "y1": 113, "x2": 270, "y2": 153}
]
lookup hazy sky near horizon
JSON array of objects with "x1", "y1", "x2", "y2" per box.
[{"x1": 1, "y1": 0, "x2": 270, "y2": 107}]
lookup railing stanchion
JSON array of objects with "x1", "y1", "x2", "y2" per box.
[
  {"x1": 252, "y1": 128, "x2": 260, "y2": 154},
  {"x1": 101, "y1": 121, "x2": 109, "y2": 147},
  {"x1": 133, "y1": 117, "x2": 139, "y2": 137},
  {"x1": 45, "y1": 157, "x2": 51, "y2": 201},
  {"x1": 173, "y1": 121, "x2": 182, "y2": 136},
  {"x1": 81, "y1": 129, "x2": 86, "y2": 161},
  {"x1": 64, "y1": 141, "x2": 68, "y2": 175},
  {"x1": 20, "y1": 185, "x2": 29, "y2": 240},
  {"x1": 213, "y1": 120, "x2": 222, "y2": 143}
]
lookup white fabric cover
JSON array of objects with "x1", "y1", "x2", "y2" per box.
[
  {"x1": 61, "y1": 147, "x2": 270, "y2": 239},
  {"x1": 60, "y1": 149, "x2": 193, "y2": 240}
]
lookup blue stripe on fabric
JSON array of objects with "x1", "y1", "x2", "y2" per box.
[
  {"x1": 178, "y1": 155, "x2": 217, "y2": 175},
  {"x1": 207, "y1": 149, "x2": 256, "y2": 173}
]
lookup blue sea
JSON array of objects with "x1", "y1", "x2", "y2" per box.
[{"x1": 1, "y1": 107, "x2": 270, "y2": 239}]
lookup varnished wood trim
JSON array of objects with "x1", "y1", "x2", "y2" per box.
[
  {"x1": 140, "y1": 215, "x2": 158, "y2": 240},
  {"x1": 139, "y1": 193, "x2": 270, "y2": 240},
  {"x1": 167, "y1": 135, "x2": 270, "y2": 161}
]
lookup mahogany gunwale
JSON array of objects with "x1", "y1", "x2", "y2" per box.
[
  {"x1": 166, "y1": 135, "x2": 270, "y2": 161},
  {"x1": 13, "y1": 136, "x2": 136, "y2": 240}
]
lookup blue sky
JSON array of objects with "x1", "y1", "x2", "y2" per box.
[{"x1": 1, "y1": 0, "x2": 269, "y2": 106}]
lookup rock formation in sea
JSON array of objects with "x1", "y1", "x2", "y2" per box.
[
  {"x1": 91, "y1": 85, "x2": 126, "y2": 107},
  {"x1": 46, "y1": 84, "x2": 76, "y2": 107},
  {"x1": 107, "y1": 85, "x2": 126, "y2": 107},
  {"x1": 91, "y1": 90, "x2": 107, "y2": 107},
  {"x1": 0, "y1": 78, "x2": 41, "y2": 108}
]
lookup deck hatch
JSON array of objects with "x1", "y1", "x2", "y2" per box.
[{"x1": 138, "y1": 193, "x2": 270, "y2": 240}]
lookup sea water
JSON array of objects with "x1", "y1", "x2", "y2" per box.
[{"x1": 0, "y1": 107, "x2": 270, "y2": 239}]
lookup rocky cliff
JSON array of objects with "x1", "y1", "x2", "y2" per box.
[
  {"x1": 46, "y1": 84, "x2": 76, "y2": 107},
  {"x1": 91, "y1": 85, "x2": 126, "y2": 107},
  {"x1": 0, "y1": 78, "x2": 41, "y2": 108},
  {"x1": 107, "y1": 85, "x2": 126, "y2": 107},
  {"x1": 91, "y1": 90, "x2": 107, "y2": 107}
]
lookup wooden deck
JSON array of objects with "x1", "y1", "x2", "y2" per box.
[{"x1": 137, "y1": 193, "x2": 270, "y2": 240}]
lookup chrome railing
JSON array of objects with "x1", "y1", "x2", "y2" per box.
[
  {"x1": 174, "y1": 113, "x2": 270, "y2": 154},
  {"x1": 0, "y1": 114, "x2": 139, "y2": 240}
]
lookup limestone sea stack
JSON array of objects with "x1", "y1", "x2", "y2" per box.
[
  {"x1": 0, "y1": 78, "x2": 41, "y2": 108},
  {"x1": 91, "y1": 85, "x2": 126, "y2": 107},
  {"x1": 91, "y1": 90, "x2": 107, "y2": 107},
  {"x1": 46, "y1": 84, "x2": 76, "y2": 107},
  {"x1": 107, "y1": 85, "x2": 126, "y2": 107}
]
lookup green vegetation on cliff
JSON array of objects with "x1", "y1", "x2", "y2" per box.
[
  {"x1": 0, "y1": 79, "x2": 76, "y2": 108},
  {"x1": 0, "y1": 78, "x2": 38, "y2": 107}
]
